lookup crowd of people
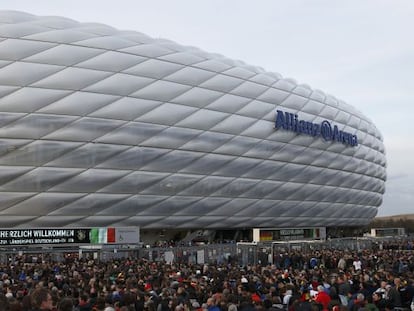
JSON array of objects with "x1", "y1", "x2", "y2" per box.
[{"x1": 0, "y1": 244, "x2": 413, "y2": 311}]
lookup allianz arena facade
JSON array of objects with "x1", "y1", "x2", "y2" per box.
[{"x1": 0, "y1": 11, "x2": 386, "y2": 230}]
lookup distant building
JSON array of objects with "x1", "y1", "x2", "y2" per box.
[{"x1": 0, "y1": 11, "x2": 386, "y2": 232}]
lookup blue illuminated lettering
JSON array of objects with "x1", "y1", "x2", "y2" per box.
[{"x1": 274, "y1": 109, "x2": 358, "y2": 147}]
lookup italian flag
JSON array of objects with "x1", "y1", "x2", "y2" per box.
[{"x1": 90, "y1": 228, "x2": 116, "y2": 244}]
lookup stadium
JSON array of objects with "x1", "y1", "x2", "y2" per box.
[{"x1": 0, "y1": 11, "x2": 386, "y2": 243}]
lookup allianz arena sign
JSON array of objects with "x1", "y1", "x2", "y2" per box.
[{"x1": 275, "y1": 110, "x2": 358, "y2": 147}]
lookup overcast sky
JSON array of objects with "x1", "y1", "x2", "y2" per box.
[{"x1": 2, "y1": 0, "x2": 413, "y2": 216}]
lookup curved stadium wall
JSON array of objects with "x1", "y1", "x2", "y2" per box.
[{"x1": 0, "y1": 11, "x2": 386, "y2": 229}]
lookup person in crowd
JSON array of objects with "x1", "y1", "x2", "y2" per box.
[
  {"x1": 313, "y1": 286, "x2": 331, "y2": 311},
  {"x1": 386, "y1": 278, "x2": 402, "y2": 309},
  {"x1": 374, "y1": 281, "x2": 387, "y2": 300},
  {"x1": 0, "y1": 294, "x2": 10, "y2": 311},
  {"x1": 371, "y1": 292, "x2": 386, "y2": 311},
  {"x1": 78, "y1": 294, "x2": 92, "y2": 311},
  {"x1": 282, "y1": 289, "x2": 293, "y2": 308},
  {"x1": 206, "y1": 298, "x2": 220, "y2": 311},
  {"x1": 352, "y1": 258, "x2": 362, "y2": 272},
  {"x1": 363, "y1": 294, "x2": 378, "y2": 311},
  {"x1": 58, "y1": 298, "x2": 74, "y2": 311},
  {"x1": 337, "y1": 257, "x2": 347, "y2": 272},
  {"x1": 348, "y1": 293, "x2": 365, "y2": 311},
  {"x1": 93, "y1": 297, "x2": 106, "y2": 311},
  {"x1": 8, "y1": 297, "x2": 24, "y2": 311},
  {"x1": 30, "y1": 288, "x2": 53, "y2": 311}
]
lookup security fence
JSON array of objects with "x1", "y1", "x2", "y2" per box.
[
  {"x1": 0, "y1": 236, "x2": 412, "y2": 265},
  {"x1": 136, "y1": 236, "x2": 413, "y2": 266},
  {"x1": 137, "y1": 243, "x2": 237, "y2": 265}
]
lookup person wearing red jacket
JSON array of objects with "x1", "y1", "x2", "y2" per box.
[{"x1": 314, "y1": 285, "x2": 331, "y2": 311}]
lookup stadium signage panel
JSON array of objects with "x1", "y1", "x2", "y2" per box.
[
  {"x1": 255, "y1": 227, "x2": 326, "y2": 242},
  {"x1": 0, "y1": 227, "x2": 139, "y2": 246},
  {"x1": 0, "y1": 229, "x2": 88, "y2": 245},
  {"x1": 275, "y1": 109, "x2": 358, "y2": 146},
  {"x1": 0, "y1": 229, "x2": 85, "y2": 245}
]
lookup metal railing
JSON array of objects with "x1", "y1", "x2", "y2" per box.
[{"x1": 1, "y1": 236, "x2": 412, "y2": 265}]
